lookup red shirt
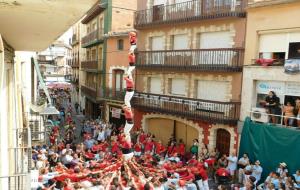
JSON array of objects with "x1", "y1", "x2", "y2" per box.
[
  {"x1": 216, "y1": 167, "x2": 230, "y2": 177},
  {"x1": 123, "y1": 107, "x2": 133, "y2": 120},
  {"x1": 134, "y1": 144, "x2": 142, "y2": 152},
  {"x1": 139, "y1": 134, "x2": 147, "y2": 143},
  {"x1": 111, "y1": 142, "x2": 119, "y2": 153},
  {"x1": 177, "y1": 143, "x2": 185, "y2": 155},
  {"x1": 199, "y1": 168, "x2": 209, "y2": 180},
  {"x1": 85, "y1": 152, "x2": 94, "y2": 159},
  {"x1": 122, "y1": 140, "x2": 132, "y2": 149},
  {"x1": 144, "y1": 141, "x2": 154, "y2": 152},
  {"x1": 124, "y1": 77, "x2": 134, "y2": 89},
  {"x1": 167, "y1": 145, "x2": 177, "y2": 155},
  {"x1": 155, "y1": 142, "x2": 165, "y2": 155}
]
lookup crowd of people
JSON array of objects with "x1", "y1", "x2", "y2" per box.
[
  {"x1": 32, "y1": 87, "x2": 300, "y2": 190},
  {"x1": 32, "y1": 118, "x2": 300, "y2": 190},
  {"x1": 263, "y1": 91, "x2": 300, "y2": 128}
]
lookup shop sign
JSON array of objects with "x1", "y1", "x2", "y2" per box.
[
  {"x1": 286, "y1": 82, "x2": 300, "y2": 96},
  {"x1": 256, "y1": 81, "x2": 285, "y2": 95},
  {"x1": 111, "y1": 107, "x2": 121, "y2": 119}
]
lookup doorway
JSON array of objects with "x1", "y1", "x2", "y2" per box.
[{"x1": 216, "y1": 129, "x2": 230, "y2": 156}]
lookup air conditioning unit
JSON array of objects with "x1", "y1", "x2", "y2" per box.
[{"x1": 251, "y1": 107, "x2": 269, "y2": 123}]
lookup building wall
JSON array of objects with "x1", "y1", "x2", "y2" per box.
[
  {"x1": 137, "y1": 18, "x2": 246, "y2": 50},
  {"x1": 244, "y1": 2, "x2": 300, "y2": 65},
  {"x1": 136, "y1": 70, "x2": 242, "y2": 101},
  {"x1": 241, "y1": 2, "x2": 300, "y2": 120},
  {"x1": 111, "y1": 0, "x2": 137, "y2": 32},
  {"x1": 134, "y1": 110, "x2": 238, "y2": 154},
  {"x1": 0, "y1": 36, "x2": 28, "y2": 188},
  {"x1": 106, "y1": 36, "x2": 130, "y2": 88},
  {"x1": 240, "y1": 66, "x2": 300, "y2": 120}
]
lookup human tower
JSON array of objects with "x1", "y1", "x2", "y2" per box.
[{"x1": 121, "y1": 31, "x2": 137, "y2": 160}]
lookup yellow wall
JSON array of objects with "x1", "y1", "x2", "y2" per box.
[
  {"x1": 111, "y1": 0, "x2": 137, "y2": 32},
  {"x1": 244, "y1": 2, "x2": 300, "y2": 65},
  {"x1": 147, "y1": 118, "x2": 199, "y2": 150}
]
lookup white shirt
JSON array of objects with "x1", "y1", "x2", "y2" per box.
[
  {"x1": 252, "y1": 165, "x2": 263, "y2": 182},
  {"x1": 238, "y1": 157, "x2": 249, "y2": 168},
  {"x1": 227, "y1": 156, "x2": 238, "y2": 171},
  {"x1": 97, "y1": 131, "x2": 105, "y2": 141}
]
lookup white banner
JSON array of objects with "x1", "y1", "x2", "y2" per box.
[{"x1": 111, "y1": 107, "x2": 121, "y2": 119}]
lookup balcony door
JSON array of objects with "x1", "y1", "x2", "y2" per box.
[
  {"x1": 113, "y1": 70, "x2": 124, "y2": 98},
  {"x1": 171, "y1": 34, "x2": 190, "y2": 66},
  {"x1": 153, "y1": 0, "x2": 165, "y2": 22},
  {"x1": 196, "y1": 31, "x2": 233, "y2": 66},
  {"x1": 151, "y1": 36, "x2": 164, "y2": 65},
  {"x1": 216, "y1": 129, "x2": 231, "y2": 155},
  {"x1": 202, "y1": 0, "x2": 234, "y2": 15}
]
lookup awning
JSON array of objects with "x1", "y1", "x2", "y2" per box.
[{"x1": 0, "y1": 0, "x2": 98, "y2": 51}]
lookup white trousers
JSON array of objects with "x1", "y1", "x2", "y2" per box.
[
  {"x1": 127, "y1": 66, "x2": 135, "y2": 76},
  {"x1": 196, "y1": 179, "x2": 203, "y2": 190},
  {"x1": 124, "y1": 121, "x2": 134, "y2": 136},
  {"x1": 129, "y1": 45, "x2": 137, "y2": 53},
  {"x1": 124, "y1": 91, "x2": 134, "y2": 108},
  {"x1": 202, "y1": 180, "x2": 209, "y2": 190},
  {"x1": 123, "y1": 152, "x2": 134, "y2": 161}
]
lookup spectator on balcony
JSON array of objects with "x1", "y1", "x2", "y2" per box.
[
  {"x1": 265, "y1": 91, "x2": 281, "y2": 124},
  {"x1": 283, "y1": 101, "x2": 295, "y2": 127}
]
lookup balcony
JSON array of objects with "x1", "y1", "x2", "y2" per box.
[
  {"x1": 132, "y1": 92, "x2": 241, "y2": 125},
  {"x1": 81, "y1": 85, "x2": 97, "y2": 99},
  {"x1": 81, "y1": 60, "x2": 100, "y2": 72},
  {"x1": 71, "y1": 34, "x2": 79, "y2": 45},
  {"x1": 134, "y1": 0, "x2": 246, "y2": 28},
  {"x1": 104, "y1": 88, "x2": 125, "y2": 102},
  {"x1": 71, "y1": 60, "x2": 79, "y2": 68},
  {"x1": 81, "y1": 28, "x2": 104, "y2": 48},
  {"x1": 136, "y1": 48, "x2": 244, "y2": 72}
]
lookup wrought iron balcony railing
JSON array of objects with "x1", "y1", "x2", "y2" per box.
[
  {"x1": 104, "y1": 88, "x2": 125, "y2": 101},
  {"x1": 136, "y1": 48, "x2": 244, "y2": 72},
  {"x1": 81, "y1": 60, "x2": 100, "y2": 71},
  {"x1": 132, "y1": 91, "x2": 241, "y2": 125},
  {"x1": 135, "y1": 0, "x2": 247, "y2": 28},
  {"x1": 81, "y1": 28, "x2": 104, "y2": 47},
  {"x1": 81, "y1": 85, "x2": 97, "y2": 98}
]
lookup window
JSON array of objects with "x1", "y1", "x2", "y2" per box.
[
  {"x1": 170, "y1": 78, "x2": 186, "y2": 96},
  {"x1": 149, "y1": 77, "x2": 161, "y2": 94},
  {"x1": 197, "y1": 80, "x2": 229, "y2": 101},
  {"x1": 288, "y1": 42, "x2": 300, "y2": 59},
  {"x1": 258, "y1": 32, "x2": 300, "y2": 59},
  {"x1": 199, "y1": 31, "x2": 231, "y2": 49},
  {"x1": 91, "y1": 49, "x2": 97, "y2": 60},
  {"x1": 117, "y1": 39, "x2": 124, "y2": 50},
  {"x1": 173, "y1": 34, "x2": 188, "y2": 50}
]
